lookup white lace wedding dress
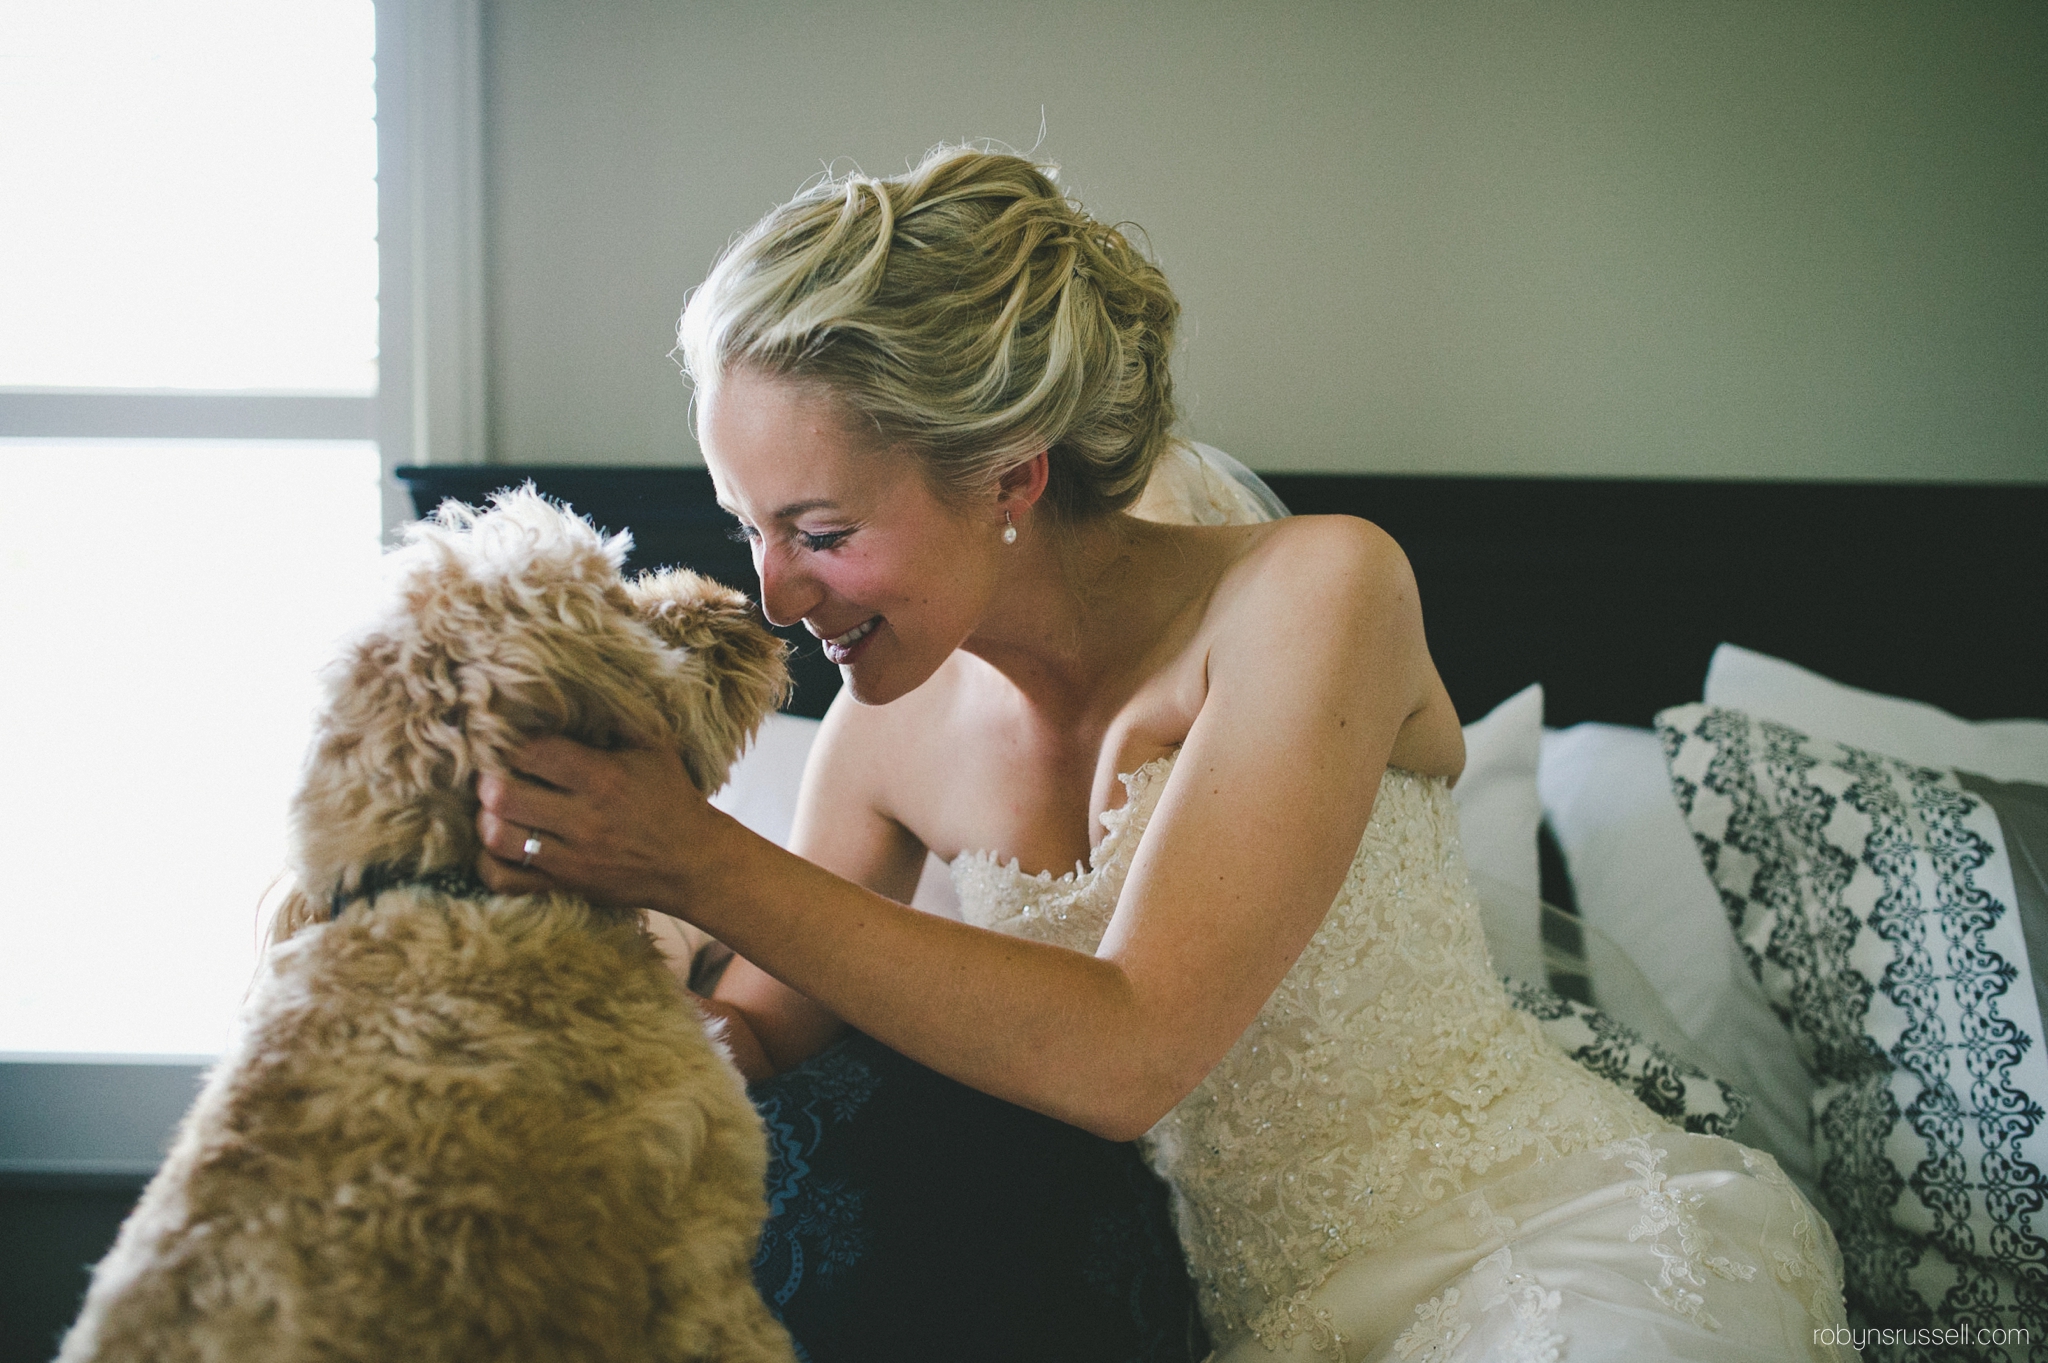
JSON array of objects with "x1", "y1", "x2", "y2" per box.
[{"x1": 951, "y1": 755, "x2": 1856, "y2": 1362}]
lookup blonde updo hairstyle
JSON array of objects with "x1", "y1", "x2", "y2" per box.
[{"x1": 677, "y1": 147, "x2": 1181, "y2": 521}]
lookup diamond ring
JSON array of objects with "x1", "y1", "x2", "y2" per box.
[{"x1": 521, "y1": 834, "x2": 543, "y2": 865}]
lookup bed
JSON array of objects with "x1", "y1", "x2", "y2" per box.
[{"x1": 400, "y1": 464, "x2": 2048, "y2": 1354}]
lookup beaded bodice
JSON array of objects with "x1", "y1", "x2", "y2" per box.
[{"x1": 951, "y1": 755, "x2": 1672, "y2": 1349}]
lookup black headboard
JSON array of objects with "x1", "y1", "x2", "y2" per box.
[
  {"x1": 398, "y1": 466, "x2": 2046, "y2": 727},
  {"x1": 1266, "y1": 474, "x2": 2046, "y2": 728}
]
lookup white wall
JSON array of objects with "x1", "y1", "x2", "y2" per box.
[{"x1": 482, "y1": 2, "x2": 2046, "y2": 482}]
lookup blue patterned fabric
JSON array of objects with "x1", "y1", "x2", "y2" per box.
[
  {"x1": 1659, "y1": 703, "x2": 2048, "y2": 1359},
  {"x1": 748, "y1": 1031, "x2": 1208, "y2": 1363}
]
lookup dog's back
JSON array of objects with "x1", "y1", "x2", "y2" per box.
[{"x1": 59, "y1": 886, "x2": 793, "y2": 1363}]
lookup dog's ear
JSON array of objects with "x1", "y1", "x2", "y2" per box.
[{"x1": 627, "y1": 569, "x2": 790, "y2": 792}]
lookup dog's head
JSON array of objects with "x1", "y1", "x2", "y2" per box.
[{"x1": 279, "y1": 487, "x2": 787, "y2": 934}]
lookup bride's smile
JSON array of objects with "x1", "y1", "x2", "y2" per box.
[
  {"x1": 812, "y1": 614, "x2": 878, "y2": 662},
  {"x1": 700, "y1": 366, "x2": 1013, "y2": 707}
]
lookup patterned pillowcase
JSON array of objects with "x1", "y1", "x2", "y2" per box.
[
  {"x1": 1656, "y1": 702, "x2": 2048, "y2": 1350},
  {"x1": 1500, "y1": 977, "x2": 1750, "y2": 1136}
]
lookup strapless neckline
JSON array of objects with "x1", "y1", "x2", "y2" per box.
[
  {"x1": 952, "y1": 752, "x2": 1177, "y2": 891},
  {"x1": 951, "y1": 751, "x2": 1453, "y2": 896}
]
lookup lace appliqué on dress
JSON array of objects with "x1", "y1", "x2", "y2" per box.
[
  {"x1": 1487, "y1": 1264, "x2": 1566, "y2": 1363},
  {"x1": 1736, "y1": 1145, "x2": 1848, "y2": 1334},
  {"x1": 1391, "y1": 1248, "x2": 1563, "y2": 1363},
  {"x1": 1392, "y1": 1285, "x2": 1470, "y2": 1362},
  {"x1": 1615, "y1": 1137, "x2": 1757, "y2": 1330}
]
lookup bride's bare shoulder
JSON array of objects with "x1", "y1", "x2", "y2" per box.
[
  {"x1": 1209, "y1": 513, "x2": 1418, "y2": 622},
  {"x1": 1201, "y1": 513, "x2": 1462, "y2": 775}
]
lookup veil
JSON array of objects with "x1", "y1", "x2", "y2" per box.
[{"x1": 1130, "y1": 440, "x2": 1291, "y2": 527}]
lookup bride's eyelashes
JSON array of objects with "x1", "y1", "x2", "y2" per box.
[
  {"x1": 795, "y1": 527, "x2": 853, "y2": 552},
  {"x1": 724, "y1": 521, "x2": 854, "y2": 553}
]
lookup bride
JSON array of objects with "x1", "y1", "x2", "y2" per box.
[{"x1": 474, "y1": 147, "x2": 1852, "y2": 1361}]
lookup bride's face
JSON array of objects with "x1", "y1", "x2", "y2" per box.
[{"x1": 700, "y1": 368, "x2": 1000, "y2": 706}]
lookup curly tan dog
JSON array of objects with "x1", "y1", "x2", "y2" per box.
[{"x1": 60, "y1": 490, "x2": 797, "y2": 1363}]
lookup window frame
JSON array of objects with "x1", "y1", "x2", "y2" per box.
[{"x1": 0, "y1": 0, "x2": 485, "y2": 1178}]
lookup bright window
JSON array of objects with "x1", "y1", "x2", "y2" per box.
[
  {"x1": 0, "y1": 1, "x2": 378, "y2": 392},
  {"x1": 0, "y1": 2, "x2": 383, "y2": 1058},
  {"x1": 0, "y1": 441, "x2": 385, "y2": 1056}
]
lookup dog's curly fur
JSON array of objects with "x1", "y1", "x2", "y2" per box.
[{"x1": 59, "y1": 490, "x2": 797, "y2": 1363}]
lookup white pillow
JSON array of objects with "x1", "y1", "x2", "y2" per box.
[
  {"x1": 1705, "y1": 643, "x2": 2048, "y2": 783},
  {"x1": 1451, "y1": 684, "x2": 1545, "y2": 980},
  {"x1": 709, "y1": 711, "x2": 821, "y2": 850},
  {"x1": 1538, "y1": 725, "x2": 1729, "y2": 1034},
  {"x1": 1538, "y1": 722, "x2": 1819, "y2": 1204},
  {"x1": 1452, "y1": 683, "x2": 1544, "y2": 897}
]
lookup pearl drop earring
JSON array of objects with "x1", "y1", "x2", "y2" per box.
[{"x1": 1002, "y1": 511, "x2": 1018, "y2": 545}]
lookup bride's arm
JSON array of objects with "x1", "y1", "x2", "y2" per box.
[
  {"x1": 477, "y1": 516, "x2": 1445, "y2": 1140},
  {"x1": 708, "y1": 698, "x2": 932, "y2": 1075}
]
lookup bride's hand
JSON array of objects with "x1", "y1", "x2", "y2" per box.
[{"x1": 474, "y1": 736, "x2": 717, "y2": 913}]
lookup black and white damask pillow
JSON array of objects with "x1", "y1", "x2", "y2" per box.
[
  {"x1": 1500, "y1": 977, "x2": 1750, "y2": 1137},
  {"x1": 1657, "y1": 702, "x2": 2048, "y2": 1354}
]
